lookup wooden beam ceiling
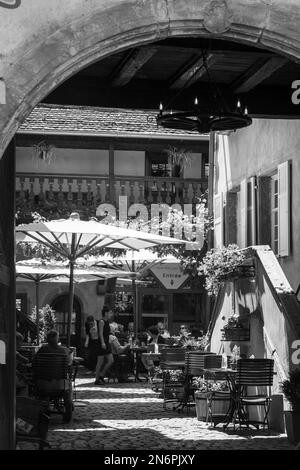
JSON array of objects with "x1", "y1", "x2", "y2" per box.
[
  {"x1": 232, "y1": 56, "x2": 289, "y2": 93},
  {"x1": 170, "y1": 53, "x2": 217, "y2": 89},
  {"x1": 112, "y1": 46, "x2": 158, "y2": 87}
]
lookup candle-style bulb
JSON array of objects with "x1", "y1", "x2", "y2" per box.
[
  {"x1": 245, "y1": 106, "x2": 248, "y2": 115},
  {"x1": 237, "y1": 99, "x2": 241, "y2": 108},
  {"x1": 170, "y1": 110, "x2": 173, "y2": 115},
  {"x1": 159, "y1": 102, "x2": 163, "y2": 111},
  {"x1": 194, "y1": 96, "x2": 198, "y2": 106}
]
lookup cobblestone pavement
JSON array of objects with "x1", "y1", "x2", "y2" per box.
[{"x1": 19, "y1": 376, "x2": 294, "y2": 450}]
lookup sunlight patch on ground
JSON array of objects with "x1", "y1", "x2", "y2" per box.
[
  {"x1": 76, "y1": 387, "x2": 156, "y2": 395},
  {"x1": 82, "y1": 398, "x2": 161, "y2": 403}
]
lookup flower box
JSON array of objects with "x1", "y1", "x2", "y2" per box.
[{"x1": 221, "y1": 327, "x2": 250, "y2": 342}]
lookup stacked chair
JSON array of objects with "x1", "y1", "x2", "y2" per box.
[
  {"x1": 160, "y1": 348, "x2": 186, "y2": 410},
  {"x1": 16, "y1": 396, "x2": 50, "y2": 450}
]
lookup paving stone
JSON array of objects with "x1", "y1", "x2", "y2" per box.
[{"x1": 18, "y1": 376, "x2": 294, "y2": 450}]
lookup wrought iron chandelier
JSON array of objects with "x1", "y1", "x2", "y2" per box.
[{"x1": 156, "y1": 51, "x2": 252, "y2": 133}]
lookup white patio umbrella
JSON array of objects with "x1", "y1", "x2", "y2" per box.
[
  {"x1": 16, "y1": 261, "x2": 133, "y2": 345},
  {"x1": 16, "y1": 213, "x2": 184, "y2": 346}
]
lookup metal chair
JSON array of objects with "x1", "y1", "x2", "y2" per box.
[
  {"x1": 234, "y1": 358, "x2": 274, "y2": 430},
  {"x1": 32, "y1": 352, "x2": 73, "y2": 423},
  {"x1": 160, "y1": 348, "x2": 186, "y2": 410}
]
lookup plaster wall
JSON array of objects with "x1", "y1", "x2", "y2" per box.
[
  {"x1": 114, "y1": 150, "x2": 145, "y2": 177},
  {"x1": 215, "y1": 119, "x2": 300, "y2": 290},
  {"x1": 16, "y1": 147, "x2": 109, "y2": 175}
]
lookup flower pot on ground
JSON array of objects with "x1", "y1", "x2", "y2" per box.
[
  {"x1": 281, "y1": 369, "x2": 300, "y2": 445},
  {"x1": 284, "y1": 411, "x2": 300, "y2": 445}
]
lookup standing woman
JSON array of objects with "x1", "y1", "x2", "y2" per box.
[
  {"x1": 95, "y1": 306, "x2": 114, "y2": 385},
  {"x1": 84, "y1": 315, "x2": 100, "y2": 373}
]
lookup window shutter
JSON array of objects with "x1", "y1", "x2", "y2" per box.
[
  {"x1": 214, "y1": 193, "x2": 224, "y2": 248},
  {"x1": 278, "y1": 161, "x2": 291, "y2": 257},
  {"x1": 240, "y1": 179, "x2": 247, "y2": 248},
  {"x1": 249, "y1": 176, "x2": 257, "y2": 245}
]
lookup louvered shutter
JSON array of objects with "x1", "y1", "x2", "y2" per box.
[
  {"x1": 214, "y1": 193, "x2": 224, "y2": 248},
  {"x1": 278, "y1": 161, "x2": 291, "y2": 257},
  {"x1": 240, "y1": 179, "x2": 247, "y2": 248},
  {"x1": 249, "y1": 176, "x2": 257, "y2": 245}
]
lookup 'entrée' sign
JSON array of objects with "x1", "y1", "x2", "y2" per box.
[{"x1": 150, "y1": 263, "x2": 189, "y2": 290}]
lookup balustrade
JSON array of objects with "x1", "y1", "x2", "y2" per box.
[{"x1": 16, "y1": 174, "x2": 208, "y2": 213}]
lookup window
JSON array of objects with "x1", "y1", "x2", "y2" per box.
[{"x1": 271, "y1": 174, "x2": 279, "y2": 255}]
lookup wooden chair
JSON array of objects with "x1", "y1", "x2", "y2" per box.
[
  {"x1": 16, "y1": 397, "x2": 50, "y2": 450},
  {"x1": 32, "y1": 352, "x2": 73, "y2": 423},
  {"x1": 234, "y1": 358, "x2": 274, "y2": 430}
]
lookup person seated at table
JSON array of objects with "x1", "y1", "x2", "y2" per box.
[
  {"x1": 108, "y1": 322, "x2": 133, "y2": 382},
  {"x1": 36, "y1": 330, "x2": 72, "y2": 366},
  {"x1": 156, "y1": 321, "x2": 170, "y2": 339},
  {"x1": 125, "y1": 321, "x2": 135, "y2": 341},
  {"x1": 141, "y1": 326, "x2": 165, "y2": 374},
  {"x1": 115, "y1": 323, "x2": 128, "y2": 346},
  {"x1": 176, "y1": 324, "x2": 191, "y2": 347}
]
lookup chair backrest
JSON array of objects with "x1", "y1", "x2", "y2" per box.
[
  {"x1": 33, "y1": 353, "x2": 69, "y2": 380},
  {"x1": 185, "y1": 351, "x2": 221, "y2": 375},
  {"x1": 236, "y1": 359, "x2": 274, "y2": 386}
]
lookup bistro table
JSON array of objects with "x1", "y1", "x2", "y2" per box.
[{"x1": 130, "y1": 346, "x2": 148, "y2": 381}]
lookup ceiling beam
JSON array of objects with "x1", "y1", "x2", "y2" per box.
[
  {"x1": 232, "y1": 56, "x2": 289, "y2": 94},
  {"x1": 170, "y1": 53, "x2": 217, "y2": 90},
  {"x1": 112, "y1": 46, "x2": 158, "y2": 87}
]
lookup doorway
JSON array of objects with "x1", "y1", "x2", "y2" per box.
[{"x1": 50, "y1": 294, "x2": 82, "y2": 352}]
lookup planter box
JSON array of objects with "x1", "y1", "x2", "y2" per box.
[
  {"x1": 195, "y1": 391, "x2": 230, "y2": 422},
  {"x1": 221, "y1": 328, "x2": 250, "y2": 342},
  {"x1": 284, "y1": 411, "x2": 300, "y2": 445}
]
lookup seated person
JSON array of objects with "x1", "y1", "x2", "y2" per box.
[
  {"x1": 36, "y1": 330, "x2": 72, "y2": 366},
  {"x1": 156, "y1": 321, "x2": 170, "y2": 339},
  {"x1": 108, "y1": 323, "x2": 132, "y2": 382},
  {"x1": 115, "y1": 323, "x2": 128, "y2": 346},
  {"x1": 176, "y1": 324, "x2": 191, "y2": 347},
  {"x1": 141, "y1": 326, "x2": 165, "y2": 374},
  {"x1": 125, "y1": 321, "x2": 135, "y2": 341},
  {"x1": 16, "y1": 332, "x2": 30, "y2": 396}
]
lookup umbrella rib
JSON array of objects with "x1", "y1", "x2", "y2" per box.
[
  {"x1": 51, "y1": 232, "x2": 70, "y2": 257},
  {"x1": 76, "y1": 235, "x2": 104, "y2": 258},
  {"x1": 74, "y1": 233, "x2": 83, "y2": 254},
  {"x1": 22, "y1": 231, "x2": 68, "y2": 258}
]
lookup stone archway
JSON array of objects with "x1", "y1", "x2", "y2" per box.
[
  {"x1": 3, "y1": 0, "x2": 300, "y2": 450},
  {"x1": 1, "y1": 0, "x2": 300, "y2": 155}
]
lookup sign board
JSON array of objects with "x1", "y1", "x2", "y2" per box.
[{"x1": 150, "y1": 262, "x2": 189, "y2": 290}]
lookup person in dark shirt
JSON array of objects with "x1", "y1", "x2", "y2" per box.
[{"x1": 36, "y1": 330, "x2": 72, "y2": 365}]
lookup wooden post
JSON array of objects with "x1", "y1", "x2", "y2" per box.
[
  {"x1": 35, "y1": 279, "x2": 40, "y2": 345},
  {"x1": 0, "y1": 139, "x2": 16, "y2": 449}
]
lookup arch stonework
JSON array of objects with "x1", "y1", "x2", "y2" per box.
[{"x1": 0, "y1": 0, "x2": 300, "y2": 154}]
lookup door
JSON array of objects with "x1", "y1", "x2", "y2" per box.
[{"x1": 50, "y1": 294, "x2": 82, "y2": 351}]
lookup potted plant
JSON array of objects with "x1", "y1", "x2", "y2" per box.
[
  {"x1": 281, "y1": 369, "x2": 300, "y2": 445},
  {"x1": 164, "y1": 146, "x2": 192, "y2": 177},
  {"x1": 197, "y1": 244, "x2": 249, "y2": 296},
  {"x1": 30, "y1": 304, "x2": 56, "y2": 344},
  {"x1": 193, "y1": 377, "x2": 229, "y2": 421},
  {"x1": 221, "y1": 314, "x2": 250, "y2": 341}
]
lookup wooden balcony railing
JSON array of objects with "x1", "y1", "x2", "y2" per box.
[{"x1": 16, "y1": 173, "x2": 208, "y2": 210}]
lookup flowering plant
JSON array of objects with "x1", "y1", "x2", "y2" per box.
[
  {"x1": 197, "y1": 244, "x2": 246, "y2": 295},
  {"x1": 223, "y1": 315, "x2": 244, "y2": 330},
  {"x1": 192, "y1": 377, "x2": 229, "y2": 392}
]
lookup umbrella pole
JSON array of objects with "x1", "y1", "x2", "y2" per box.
[
  {"x1": 67, "y1": 258, "x2": 75, "y2": 348},
  {"x1": 132, "y1": 260, "x2": 138, "y2": 338},
  {"x1": 35, "y1": 279, "x2": 40, "y2": 346}
]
